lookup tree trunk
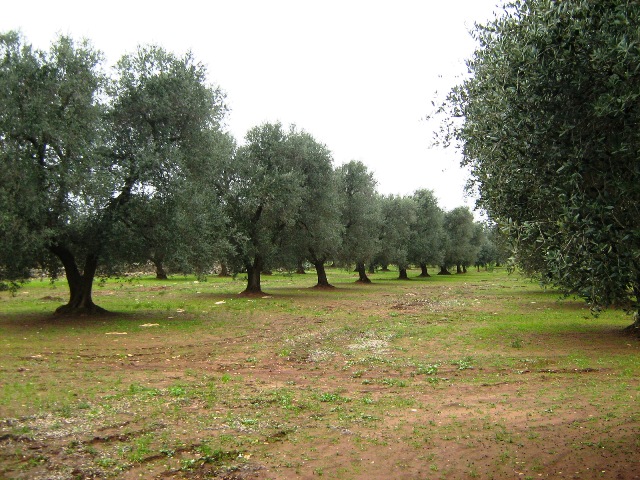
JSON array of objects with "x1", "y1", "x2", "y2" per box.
[
  {"x1": 418, "y1": 263, "x2": 430, "y2": 277},
  {"x1": 456, "y1": 264, "x2": 463, "y2": 274},
  {"x1": 462, "y1": 265, "x2": 467, "y2": 274},
  {"x1": 296, "y1": 261, "x2": 306, "y2": 274},
  {"x1": 151, "y1": 255, "x2": 168, "y2": 280},
  {"x1": 380, "y1": 264, "x2": 390, "y2": 272},
  {"x1": 398, "y1": 267, "x2": 409, "y2": 280},
  {"x1": 313, "y1": 260, "x2": 333, "y2": 288},
  {"x1": 438, "y1": 265, "x2": 451, "y2": 275},
  {"x1": 356, "y1": 262, "x2": 372, "y2": 283},
  {"x1": 219, "y1": 262, "x2": 230, "y2": 277},
  {"x1": 244, "y1": 256, "x2": 263, "y2": 294},
  {"x1": 49, "y1": 245, "x2": 106, "y2": 315},
  {"x1": 368, "y1": 263, "x2": 376, "y2": 274}
]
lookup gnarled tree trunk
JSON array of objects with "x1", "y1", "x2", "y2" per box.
[
  {"x1": 49, "y1": 245, "x2": 106, "y2": 315},
  {"x1": 219, "y1": 262, "x2": 230, "y2": 277},
  {"x1": 438, "y1": 265, "x2": 451, "y2": 275},
  {"x1": 151, "y1": 255, "x2": 168, "y2": 280},
  {"x1": 244, "y1": 255, "x2": 263, "y2": 294},
  {"x1": 296, "y1": 261, "x2": 306, "y2": 275},
  {"x1": 398, "y1": 267, "x2": 409, "y2": 280},
  {"x1": 313, "y1": 260, "x2": 333, "y2": 288},
  {"x1": 418, "y1": 263, "x2": 430, "y2": 277},
  {"x1": 356, "y1": 262, "x2": 372, "y2": 283}
]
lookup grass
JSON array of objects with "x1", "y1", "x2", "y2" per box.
[{"x1": 0, "y1": 267, "x2": 639, "y2": 479}]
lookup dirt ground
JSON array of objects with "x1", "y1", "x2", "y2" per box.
[{"x1": 1, "y1": 274, "x2": 639, "y2": 479}]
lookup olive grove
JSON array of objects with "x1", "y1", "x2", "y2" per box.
[{"x1": 0, "y1": 32, "x2": 497, "y2": 313}]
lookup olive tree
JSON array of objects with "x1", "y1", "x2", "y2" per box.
[
  {"x1": 222, "y1": 123, "x2": 304, "y2": 294},
  {"x1": 440, "y1": 207, "x2": 477, "y2": 274},
  {"x1": 441, "y1": 0, "x2": 640, "y2": 327},
  {"x1": 474, "y1": 222, "x2": 503, "y2": 271},
  {"x1": 124, "y1": 129, "x2": 234, "y2": 279},
  {"x1": 282, "y1": 129, "x2": 343, "y2": 287},
  {"x1": 337, "y1": 161, "x2": 381, "y2": 283},
  {"x1": 0, "y1": 32, "x2": 105, "y2": 301},
  {"x1": 408, "y1": 189, "x2": 445, "y2": 277},
  {"x1": 0, "y1": 33, "x2": 228, "y2": 313},
  {"x1": 378, "y1": 195, "x2": 417, "y2": 280}
]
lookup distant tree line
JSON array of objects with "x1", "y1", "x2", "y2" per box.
[{"x1": 0, "y1": 32, "x2": 504, "y2": 314}]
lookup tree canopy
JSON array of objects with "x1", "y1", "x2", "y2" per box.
[
  {"x1": 221, "y1": 122, "x2": 304, "y2": 294},
  {"x1": 442, "y1": 0, "x2": 640, "y2": 326},
  {"x1": 337, "y1": 161, "x2": 381, "y2": 284},
  {"x1": 282, "y1": 129, "x2": 343, "y2": 288},
  {"x1": 0, "y1": 33, "x2": 229, "y2": 313},
  {"x1": 441, "y1": 207, "x2": 478, "y2": 274},
  {"x1": 378, "y1": 195, "x2": 417, "y2": 280},
  {"x1": 409, "y1": 189, "x2": 445, "y2": 277}
]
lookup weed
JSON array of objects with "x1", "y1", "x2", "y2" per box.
[
  {"x1": 160, "y1": 447, "x2": 175, "y2": 457},
  {"x1": 168, "y1": 385, "x2": 187, "y2": 397},
  {"x1": 416, "y1": 363, "x2": 440, "y2": 375},
  {"x1": 455, "y1": 356, "x2": 474, "y2": 370},
  {"x1": 95, "y1": 457, "x2": 118, "y2": 468},
  {"x1": 381, "y1": 377, "x2": 408, "y2": 387},
  {"x1": 129, "y1": 434, "x2": 153, "y2": 463},
  {"x1": 362, "y1": 395, "x2": 374, "y2": 405},
  {"x1": 317, "y1": 392, "x2": 350, "y2": 403},
  {"x1": 180, "y1": 458, "x2": 197, "y2": 470}
]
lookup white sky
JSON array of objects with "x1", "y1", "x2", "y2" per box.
[{"x1": 1, "y1": 0, "x2": 501, "y2": 213}]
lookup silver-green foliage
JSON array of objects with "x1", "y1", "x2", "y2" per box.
[
  {"x1": 443, "y1": 0, "x2": 640, "y2": 319},
  {"x1": 281, "y1": 129, "x2": 344, "y2": 285},
  {"x1": 337, "y1": 161, "x2": 381, "y2": 269},
  {"x1": 0, "y1": 32, "x2": 229, "y2": 309},
  {"x1": 409, "y1": 189, "x2": 445, "y2": 270},
  {"x1": 221, "y1": 122, "x2": 305, "y2": 292},
  {"x1": 377, "y1": 194, "x2": 417, "y2": 274},
  {"x1": 0, "y1": 32, "x2": 104, "y2": 285},
  {"x1": 442, "y1": 207, "x2": 478, "y2": 270}
]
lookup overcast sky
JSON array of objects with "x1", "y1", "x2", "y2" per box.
[{"x1": 1, "y1": 0, "x2": 501, "y2": 213}]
